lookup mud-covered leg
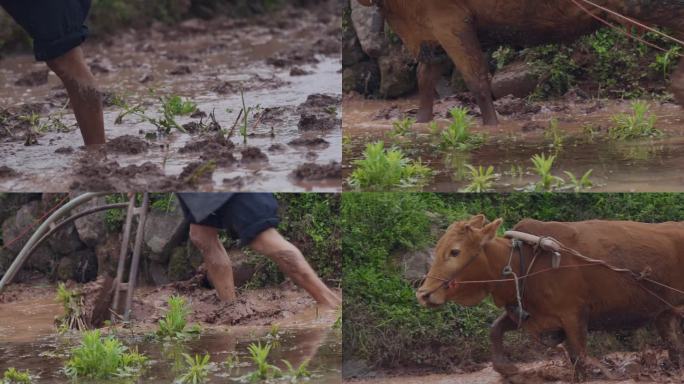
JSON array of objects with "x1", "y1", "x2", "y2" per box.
[
  {"x1": 416, "y1": 61, "x2": 441, "y2": 123},
  {"x1": 672, "y1": 59, "x2": 684, "y2": 107},
  {"x1": 655, "y1": 310, "x2": 684, "y2": 371},
  {"x1": 430, "y1": 14, "x2": 498, "y2": 125},
  {"x1": 561, "y1": 316, "x2": 590, "y2": 381},
  {"x1": 46, "y1": 47, "x2": 105, "y2": 146},
  {"x1": 490, "y1": 313, "x2": 519, "y2": 376}
]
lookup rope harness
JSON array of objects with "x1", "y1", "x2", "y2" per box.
[{"x1": 422, "y1": 231, "x2": 684, "y2": 326}]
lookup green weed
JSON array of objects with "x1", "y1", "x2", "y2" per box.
[
  {"x1": 389, "y1": 117, "x2": 414, "y2": 138},
  {"x1": 460, "y1": 165, "x2": 497, "y2": 193},
  {"x1": 245, "y1": 342, "x2": 281, "y2": 382},
  {"x1": 281, "y1": 359, "x2": 311, "y2": 382},
  {"x1": 2, "y1": 368, "x2": 31, "y2": 384},
  {"x1": 564, "y1": 170, "x2": 594, "y2": 192},
  {"x1": 156, "y1": 295, "x2": 201, "y2": 340},
  {"x1": 652, "y1": 46, "x2": 682, "y2": 80},
  {"x1": 531, "y1": 153, "x2": 564, "y2": 191},
  {"x1": 544, "y1": 118, "x2": 564, "y2": 150},
  {"x1": 492, "y1": 46, "x2": 515, "y2": 70},
  {"x1": 438, "y1": 107, "x2": 484, "y2": 151},
  {"x1": 348, "y1": 141, "x2": 432, "y2": 191},
  {"x1": 64, "y1": 330, "x2": 147, "y2": 379},
  {"x1": 177, "y1": 353, "x2": 212, "y2": 384},
  {"x1": 609, "y1": 101, "x2": 661, "y2": 140},
  {"x1": 55, "y1": 282, "x2": 85, "y2": 332}
]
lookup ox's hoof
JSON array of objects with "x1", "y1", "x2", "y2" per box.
[
  {"x1": 493, "y1": 360, "x2": 519, "y2": 377},
  {"x1": 416, "y1": 109, "x2": 433, "y2": 123}
]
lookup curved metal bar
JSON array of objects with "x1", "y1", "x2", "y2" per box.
[
  {"x1": 0, "y1": 192, "x2": 110, "y2": 292},
  {"x1": 22, "y1": 203, "x2": 130, "y2": 265}
]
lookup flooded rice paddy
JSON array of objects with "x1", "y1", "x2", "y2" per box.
[
  {"x1": 0, "y1": 285, "x2": 342, "y2": 383},
  {"x1": 0, "y1": 2, "x2": 342, "y2": 192},
  {"x1": 343, "y1": 97, "x2": 684, "y2": 192}
]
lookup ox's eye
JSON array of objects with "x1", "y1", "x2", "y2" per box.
[{"x1": 450, "y1": 249, "x2": 460, "y2": 257}]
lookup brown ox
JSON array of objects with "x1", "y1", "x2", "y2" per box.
[
  {"x1": 416, "y1": 215, "x2": 684, "y2": 378},
  {"x1": 356, "y1": 0, "x2": 684, "y2": 125}
]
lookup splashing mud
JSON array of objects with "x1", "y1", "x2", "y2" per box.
[
  {"x1": 0, "y1": 1, "x2": 342, "y2": 192},
  {"x1": 343, "y1": 95, "x2": 684, "y2": 192},
  {"x1": 0, "y1": 282, "x2": 342, "y2": 383}
]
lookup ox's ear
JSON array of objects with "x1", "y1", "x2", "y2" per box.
[
  {"x1": 357, "y1": 0, "x2": 374, "y2": 6},
  {"x1": 468, "y1": 214, "x2": 486, "y2": 228},
  {"x1": 480, "y1": 218, "x2": 503, "y2": 245}
]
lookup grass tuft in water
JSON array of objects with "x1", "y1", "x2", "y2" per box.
[
  {"x1": 545, "y1": 118, "x2": 564, "y2": 151},
  {"x1": 2, "y1": 368, "x2": 32, "y2": 384},
  {"x1": 55, "y1": 282, "x2": 85, "y2": 332},
  {"x1": 460, "y1": 165, "x2": 497, "y2": 193},
  {"x1": 348, "y1": 141, "x2": 432, "y2": 191},
  {"x1": 64, "y1": 330, "x2": 147, "y2": 379},
  {"x1": 245, "y1": 342, "x2": 281, "y2": 382},
  {"x1": 156, "y1": 295, "x2": 201, "y2": 340},
  {"x1": 609, "y1": 101, "x2": 661, "y2": 140},
  {"x1": 564, "y1": 170, "x2": 594, "y2": 192},
  {"x1": 177, "y1": 353, "x2": 212, "y2": 384},
  {"x1": 531, "y1": 153, "x2": 564, "y2": 192},
  {"x1": 389, "y1": 117, "x2": 415, "y2": 138},
  {"x1": 281, "y1": 359, "x2": 311, "y2": 382},
  {"x1": 438, "y1": 107, "x2": 485, "y2": 151}
]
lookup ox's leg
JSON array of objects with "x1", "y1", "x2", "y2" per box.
[
  {"x1": 560, "y1": 316, "x2": 591, "y2": 381},
  {"x1": 490, "y1": 313, "x2": 519, "y2": 376},
  {"x1": 416, "y1": 61, "x2": 441, "y2": 123},
  {"x1": 430, "y1": 16, "x2": 498, "y2": 125},
  {"x1": 655, "y1": 310, "x2": 684, "y2": 371},
  {"x1": 672, "y1": 59, "x2": 684, "y2": 107}
]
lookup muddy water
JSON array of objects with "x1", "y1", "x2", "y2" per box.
[
  {"x1": 0, "y1": 291, "x2": 342, "y2": 383},
  {"x1": 0, "y1": 4, "x2": 341, "y2": 192},
  {"x1": 343, "y1": 97, "x2": 684, "y2": 192}
]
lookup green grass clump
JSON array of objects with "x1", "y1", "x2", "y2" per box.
[
  {"x1": 163, "y1": 95, "x2": 197, "y2": 116},
  {"x1": 245, "y1": 342, "x2": 281, "y2": 382},
  {"x1": 55, "y1": 282, "x2": 85, "y2": 332},
  {"x1": 282, "y1": 359, "x2": 311, "y2": 382},
  {"x1": 64, "y1": 330, "x2": 147, "y2": 379},
  {"x1": 389, "y1": 117, "x2": 415, "y2": 138},
  {"x1": 460, "y1": 165, "x2": 496, "y2": 193},
  {"x1": 438, "y1": 107, "x2": 485, "y2": 151},
  {"x1": 564, "y1": 170, "x2": 594, "y2": 192},
  {"x1": 348, "y1": 141, "x2": 432, "y2": 191},
  {"x1": 609, "y1": 101, "x2": 661, "y2": 140},
  {"x1": 177, "y1": 353, "x2": 212, "y2": 384},
  {"x1": 2, "y1": 368, "x2": 31, "y2": 384},
  {"x1": 531, "y1": 153, "x2": 564, "y2": 192},
  {"x1": 156, "y1": 296, "x2": 201, "y2": 340}
]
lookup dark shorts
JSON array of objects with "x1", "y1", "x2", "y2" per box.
[
  {"x1": 183, "y1": 193, "x2": 280, "y2": 247},
  {"x1": 0, "y1": 0, "x2": 91, "y2": 61}
]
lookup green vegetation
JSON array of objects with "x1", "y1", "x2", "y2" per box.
[
  {"x1": 55, "y1": 282, "x2": 85, "y2": 332},
  {"x1": 609, "y1": 101, "x2": 661, "y2": 140},
  {"x1": 343, "y1": 193, "x2": 684, "y2": 370},
  {"x1": 564, "y1": 170, "x2": 594, "y2": 192},
  {"x1": 2, "y1": 368, "x2": 31, "y2": 384},
  {"x1": 114, "y1": 93, "x2": 197, "y2": 134},
  {"x1": 281, "y1": 359, "x2": 311, "y2": 382},
  {"x1": 437, "y1": 107, "x2": 485, "y2": 151},
  {"x1": 178, "y1": 353, "x2": 212, "y2": 384},
  {"x1": 156, "y1": 295, "x2": 201, "y2": 340},
  {"x1": 460, "y1": 165, "x2": 496, "y2": 193},
  {"x1": 531, "y1": 153, "x2": 564, "y2": 192},
  {"x1": 64, "y1": 330, "x2": 147, "y2": 379},
  {"x1": 389, "y1": 117, "x2": 415, "y2": 138},
  {"x1": 545, "y1": 118, "x2": 564, "y2": 150},
  {"x1": 348, "y1": 141, "x2": 432, "y2": 191},
  {"x1": 245, "y1": 342, "x2": 281, "y2": 382}
]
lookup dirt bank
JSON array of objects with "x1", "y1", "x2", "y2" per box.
[{"x1": 0, "y1": 0, "x2": 342, "y2": 192}]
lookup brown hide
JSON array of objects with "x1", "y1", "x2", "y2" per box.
[
  {"x1": 507, "y1": 219, "x2": 684, "y2": 331},
  {"x1": 417, "y1": 215, "x2": 684, "y2": 376},
  {"x1": 359, "y1": 0, "x2": 684, "y2": 124}
]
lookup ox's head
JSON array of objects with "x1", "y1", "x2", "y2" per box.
[{"x1": 416, "y1": 214, "x2": 502, "y2": 308}]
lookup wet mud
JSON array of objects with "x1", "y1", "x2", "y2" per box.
[
  {"x1": 345, "y1": 355, "x2": 682, "y2": 384},
  {"x1": 343, "y1": 95, "x2": 684, "y2": 192},
  {"x1": 0, "y1": 281, "x2": 342, "y2": 383},
  {"x1": 0, "y1": 0, "x2": 342, "y2": 192}
]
